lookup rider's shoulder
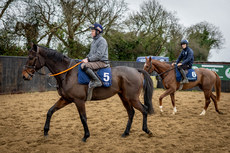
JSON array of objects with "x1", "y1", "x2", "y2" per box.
[
  {"x1": 187, "y1": 47, "x2": 194, "y2": 52},
  {"x1": 98, "y1": 36, "x2": 107, "y2": 44}
]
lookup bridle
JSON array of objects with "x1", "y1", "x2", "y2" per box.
[
  {"x1": 23, "y1": 51, "x2": 45, "y2": 78},
  {"x1": 146, "y1": 60, "x2": 153, "y2": 74}
]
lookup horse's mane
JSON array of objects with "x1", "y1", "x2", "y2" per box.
[
  {"x1": 151, "y1": 59, "x2": 171, "y2": 69},
  {"x1": 39, "y1": 46, "x2": 67, "y2": 62}
]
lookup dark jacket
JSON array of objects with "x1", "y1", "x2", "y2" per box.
[
  {"x1": 87, "y1": 34, "x2": 108, "y2": 63},
  {"x1": 176, "y1": 47, "x2": 194, "y2": 68}
]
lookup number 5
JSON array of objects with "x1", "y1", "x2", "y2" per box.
[{"x1": 103, "y1": 72, "x2": 110, "y2": 81}]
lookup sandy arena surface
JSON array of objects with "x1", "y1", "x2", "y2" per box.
[{"x1": 0, "y1": 89, "x2": 230, "y2": 153}]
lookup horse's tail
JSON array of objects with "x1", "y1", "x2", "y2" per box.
[
  {"x1": 213, "y1": 71, "x2": 221, "y2": 101},
  {"x1": 137, "y1": 69, "x2": 154, "y2": 114}
]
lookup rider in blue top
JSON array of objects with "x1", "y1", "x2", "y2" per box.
[{"x1": 172, "y1": 39, "x2": 194, "y2": 83}]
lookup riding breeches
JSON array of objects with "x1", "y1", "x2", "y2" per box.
[
  {"x1": 81, "y1": 61, "x2": 109, "y2": 70},
  {"x1": 179, "y1": 64, "x2": 191, "y2": 70}
]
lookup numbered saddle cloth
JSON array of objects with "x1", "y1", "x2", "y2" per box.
[
  {"x1": 78, "y1": 65, "x2": 112, "y2": 87},
  {"x1": 176, "y1": 67, "x2": 197, "y2": 82}
]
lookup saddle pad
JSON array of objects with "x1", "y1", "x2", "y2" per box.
[
  {"x1": 78, "y1": 64, "x2": 112, "y2": 87},
  {"x1": 176, "y1": 67, "x2": 197, "y2": 82}
]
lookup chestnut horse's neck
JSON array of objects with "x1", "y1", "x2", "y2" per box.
[{"x1": 151, "y1": 60, "x2": 172, "y2": 77}]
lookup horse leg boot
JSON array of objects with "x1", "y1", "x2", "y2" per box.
[{"x1": 179, "y1": 68, "x2": 189, "y2": 83}]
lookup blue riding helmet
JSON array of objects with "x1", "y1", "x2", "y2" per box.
[
  {"x1": 89, "y1": 23, "x2": 103, "y2": 33},
  {"x1": 181, "y1": 39, "x2": 189, "y2": 45}
]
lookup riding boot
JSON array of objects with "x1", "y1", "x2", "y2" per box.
[
  {"x1": 84, "y1": 68, "x2": 102, "y2": 88},
  {"x1": 179, "y1": 68, "x2": 189, "y2": 83}
]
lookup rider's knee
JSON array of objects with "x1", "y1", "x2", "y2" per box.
[{"x1": 81, "y1": 64, "x2": 87, "y2": 71}]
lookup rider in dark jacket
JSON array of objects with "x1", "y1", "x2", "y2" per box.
[{"x1": 173, "y1": 39, "x2": 194, "y2": 83}]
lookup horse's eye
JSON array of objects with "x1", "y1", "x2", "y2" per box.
[{"x1": 29, "y1": 56, "x2": 33, "y2": 60}]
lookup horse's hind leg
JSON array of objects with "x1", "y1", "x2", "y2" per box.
[
  {"x1": 44, "y1": 98, "x2": 71, "y2": 136},
  {"x1": 200, "y1": 90, "x2": 211, "y2": 115},
  {"x1": 210, "y1": 93, "x2": 223, "y2": 114},
  {"x1": 132, "y1": 100, "x2": 152, "y2": 135},
  {"x1": 118, "y1": 94, "x2": 135, "y2": 137}
]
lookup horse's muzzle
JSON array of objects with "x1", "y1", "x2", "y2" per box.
[{"x1": 22, "y1": 69, "x2": 34, "y2": 81}]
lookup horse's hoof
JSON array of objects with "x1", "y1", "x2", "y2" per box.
[
  {"x1": 218, "y1": 111, "x2": 224, "y2": 115},
  {"x1": 82, "y1": 137, "x2": 87, "y2": 142},
  {"x1": 44, "y1": 131, "x2": 49, "y2": 136},
  {"x1": 146, "y1": 130, "x2": 153, "y2": 137},
  {"x1": 172, "y1": 107, "x2": 177, "y2": 115},
  {"x1": 44, "y1": 135, "x2": 49, "y2": 139},
  {"x1": 200, "y1": 110, "x2": 206, "y2": 115},
  {"x1": 121, "y1": 133, "x2": 129, "y2": 138},
  {"x1": 44, "y1": 129, "x2": 49, "y2": 136}
]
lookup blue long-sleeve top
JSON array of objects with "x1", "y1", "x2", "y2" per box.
[{"x1": 176, "y1": 47, "x2": 194, "y2": 68}]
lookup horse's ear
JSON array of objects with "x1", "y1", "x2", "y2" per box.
[
  {"x1": 32, "y1": 43, "x2": 38, "y2": 52},
  {"x1": 30, "y1": 42, "x2": 34, "y2": 49},
  {"x1": 149, "y1": 56, "x2": 152, "y2": 61},
  {"x1": 145, "y1": 56, "x2": 148, "y2": 62}
]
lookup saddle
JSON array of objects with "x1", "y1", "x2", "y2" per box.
[
  {"x1": 176, "y1": 67, "x2": 197, "y2": 82},
  {"x1": 175, "y1": 67, "x2": 197, "y2": 90},
  {"x1": 78, "y1": 65, "x2": 112, "y2": 87},
  {"x1": 78, "y1": 64, "x2": 112, "y2": 101}
]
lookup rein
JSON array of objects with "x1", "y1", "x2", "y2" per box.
[
  {"x1": 158, "y1": 66, "x2": 176, "y2": 76},
  {"x1": 148, "y1": 61, "x2": 176, "y2": 79},
  {"x1": 49, "y1": 61, "x2": 83, "y2": 76},
  {"x1": 24, "y1": 61, "x2": 83, "y2": 77}
]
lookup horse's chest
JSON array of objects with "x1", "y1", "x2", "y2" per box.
[{"x1": 57, "y1": 88, "x2": 69, "y2": 100}]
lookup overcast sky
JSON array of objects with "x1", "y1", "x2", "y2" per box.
[{"x1": 125, "y1": 0, "x2": 230, "y2": 62}]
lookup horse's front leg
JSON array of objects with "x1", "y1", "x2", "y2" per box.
[
  {"x1": 74, "y1": 100, "x2": 90, "y2": 142},
  {"x1": 159, "y1": 88, "x2": 176, "y2": 113},
  {"x1": 170, "y1": 93, "x2": 177, "y2": 115},
  {"x1": 44, "y1": 97, "x2": 71, "y2": 136}
]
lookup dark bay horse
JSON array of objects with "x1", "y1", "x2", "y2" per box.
[
  {"x1": 22, "y1": 44, "x2": 154, "y2": 142},
  {"x1": 144, "y1": 57, "x2": 222, "y2": 115}
]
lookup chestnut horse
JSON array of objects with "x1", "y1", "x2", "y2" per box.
[
  {"x1": 144, "y1": 57, "x2": 222, "y2": 115},
  {"x1": 22, "y1": 44, "x2": 154, "y2": 142}
]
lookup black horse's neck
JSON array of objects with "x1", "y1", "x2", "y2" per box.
[{"x1": 38, "y1": 46, "x2": 72, "y2": 85}]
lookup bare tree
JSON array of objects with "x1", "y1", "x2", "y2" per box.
[
  {"x1": 0, "y1": 0, "x2": 14, "y2": 19},
  {"x1": 35, "y1": 0, "x2": 62, "y2": 47},
  {"x1": 125, "y1": 0, "x2": 181, "y2": 56},
  {"x1": 87, "y1": 0, "x2": 128, "y2": 35}
]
